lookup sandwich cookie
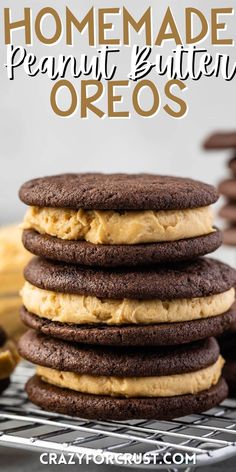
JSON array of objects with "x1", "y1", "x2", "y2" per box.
[
  {"x1": 19, "y1": 174, "x2": 220, "y2": 266},
  {"x1": 20, "y1": 257, "x2": 236, "y2": 346},
  {"x1": 0, "y1": 327, "x2": 19, "y2": 393},
  {"x1": 19, "y1": 331, "x2": 227, "y2": 420}
]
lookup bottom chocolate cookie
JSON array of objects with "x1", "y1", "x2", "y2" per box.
[
  {"x1": 0, "y1": 377, "x2": 10, "y2": 394},
  {"x1": 21, "y1": 307, "x2": 236, "y2": 346},
  {"x1": 26, "y1": 375, "x2": 227, "y2": 421}
]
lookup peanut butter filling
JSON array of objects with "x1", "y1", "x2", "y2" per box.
[
  {"x1": 22, "y1": 206, "x2": 215, "y2": 245},
  {"x1": 37, "y1": 356, "x2": 224, "y2": 398},
  {"x1": 21, "y1": 282, "x2": 235, "y2": 325}
]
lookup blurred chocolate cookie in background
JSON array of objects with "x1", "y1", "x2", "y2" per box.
[{"x1": 204, "y1": 131, "x2": 236, "y2": 247}]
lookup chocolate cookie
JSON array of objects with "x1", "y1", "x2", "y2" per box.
[
  {"x1": 19, "y1": 174, "x2": 218, "y2": 211},
  {"x1": 204, "y1": 132, "x2": 236, "y2": 149},
  {"x1": 18, "y1": 330, "x2": 219, "y2": 377},
  {"x1": 22, "y1": 228, "x2": 222, "y2": 267},
  {"x1": 21, "y1": 307, "x2": 236, "y2": 346},
  {"x1": 24, "y1": 257, "x2": 236, "y2": 300},
  {"x1": 0, "y1": 377, "x2": 10, "y2": 394},
  {"x1": 26, "y1": 375, "x2": 228, "y2": 420}
]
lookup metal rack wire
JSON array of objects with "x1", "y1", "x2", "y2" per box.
[{"x1": 0, "y1": 362, "x2": 236, "y2": 469}]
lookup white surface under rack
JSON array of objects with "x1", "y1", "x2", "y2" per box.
[{"x1": 0, "y1": 362, "x2": 236, "y2": 469}]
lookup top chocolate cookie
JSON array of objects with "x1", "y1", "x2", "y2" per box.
[{"x1": 19, "y1": 173, "x2": 217, "y2": 210}]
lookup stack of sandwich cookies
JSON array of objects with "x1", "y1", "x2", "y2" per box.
[
  {"x1": 20, "y1": 174, "x2": 222, "y2": 266},
  {"x1": 204, "y1": 132, "x2": 236, "y2": 246},
  {"x1": 18, "y1": 173, "x2": 236, "y2": 419},
  {"x1": 19, "y1": 331, "x2": 226, "y2": 420},
  {"x1": 0, "y1": 327, "x2": 19, "y2": 394},
  {"x1": 20, "y1": 257, "x2": 236, "y2": 347}
]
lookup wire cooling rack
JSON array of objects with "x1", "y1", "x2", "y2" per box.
[{"x1": 0, "y1": 363, "x2": 236, "y2": 470}]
